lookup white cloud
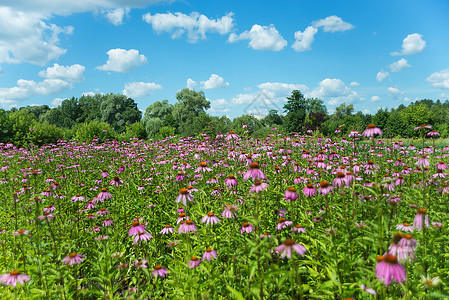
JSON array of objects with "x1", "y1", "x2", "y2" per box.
[
  {"x1": 200, "y1": 74, "x2": 229, "y2": 89},
  {"x1": 363, "y1": 109, "x2": 370, "y2": 114},
  {"x1": 387, "y1": 87, "x2": 404, "y2": 99},
  {"x1": 231, "y1": 92, "x2": 259, "y2": 105},
  {"x1": 309, "y1": 78, "x2": 359, "y2": 106},
  {"x1": 104, "y1": 7, "x2": 130, "y2": 25},
  {"x1": 371, "y1": 95, "x2": 381, "y2": 102},
  {"x1": 440, "y1": 93, "x2": 449, "y2": 99},
  {"x1": 350, "y1": 81, "x2": 360, "y2": 87},
  {"x1": 143, "y1": 11, "x2": 234, "y2": 43},
  {"x1": 38, "y1": 63, "x2": 85, "y2": 82},
  {"x1": 292, "y1": 26, "x2": 318, "y2": 52},
  {"x1": 51, "y1": 97, "x2": 67, "y2": 106},
  {"x1": 123, "y1": 81, "x2": 162, "y2": 99},
  {"x1": 311, "y1": 15, "x2": 354, "y2": 32},
  {"x1": 208, "y1": 98, "x2": 230, "y2": 114},
  {"x1": 228, "y1": 24, "x2": 287, "y2": 51},
  {"x1": 0, "y1": 7, "x2": 73, "y2": 65},
  {"x1": 187, "y1": 78, "x2": 198, "y2": 89},
  {"x1": 97, "y1": 48, "x2": 147, "y2": 73},
  {"x1": 389, "y1": 58, "x2": 411, "y2": 72},
  {"x1": 376, "y1": 70, "x2": 390, "y2": 82},
  {"x1": 0, "y1": 78, "x2": 72, "y2": 107},
  {"x1": 257, "y1": 82, "x2": 308, "y2": 97},
  {"x1": 391, "y1": 33, "x2": 426, "y2": 56},
  {"x1": 426, "y1": 68, "x2": 449, "y2": 89}
]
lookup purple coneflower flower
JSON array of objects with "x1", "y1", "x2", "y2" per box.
[
  {"x1": 110, "y1": 176, "x2": 123, "y2": 187},
  {"x1": 176, "y1": 188, "x2": 194, "y2": 206},
  {"x1": 13, "y1": 229, "x2": 30, "y2": 236},
  {"x1": 416, "y1": 155, "x2": 430, "y2": 168},
  {"x1": 133, "y1": 232, "x2": 153, "y2": 243},
  {"x1": 362, "y1": 124, "x2": 383, "y2": 137},
  {"x1": 101, "y1": 170, "x2": 109, "y2": 178},
  {"x1": 292, "y1": 224, "x2": 306, "y2": 233},
  {"x1": 178, "y1": 220, "x2": 197, "y2": 233},
  {"x1": 188, "y1": 257, "x2": 201, "y2": 268},
  {"x1": 38, "y1": 212, "x2": 55, "y2": 221},
  {"x1": 226, "y1": 131, "x2": 240, "y2": 140},
  {"x1": 243, "y1": 163, "x2": 266, "y2": 181},
  {"x1": 240, "y1": 222, "x2": 254, "y2": 234},
  {"x1": 375, "y1": 254, "x2": 406, "y2": 286},
  {"x1": 133, "y1": 259, "x2": 148, "y2": 268},
  {"x1": 250, "y1": 180, "x2": 269, "y2": 193},
  {"x1": 302, "y1": 184, "x2": 316, "y2": 197},
  {"x1": 195, "y1": 162, "x2": 212, "y2": 173},
  {"x1": 102, "y1": 218, "x2": 113, "y2": 227},
  {"x1": 128, "y1": 221, "x2": 146, "y2": 236},
  {"x1": 160, "y1": 225, "x2": 174, "y2": 235},
  {"x1": 276, "y1": 218, "x2": 293, "y2": 230},
  {"x1": 222, "y1": 204, "x2": 238, "y2": 219},
  {"x1": 43, "y1": 205, "x2": 56, "y2": 212},
  {"x1": 333, "y1": 172, "x2": 347, "y2": 188},
  {"x1": 318, "y1": 180, "x2": 333, "y2": 195},
  {"x1": 414, "y1": 124, "x2": 432, "y2": 131},
  {"x1": 275, "y1": 239, "x2": 307, "y2": 259},
  {"x1": 96, "y1": 208, "x2": 109, "y2": 216},
  {"x1": 201, "y1": 212, "x2": 220, "y2": 225},
  {"x1": 413, "y1": 208, "x2": 430, "y2": 231},
  {"x1": 396, "y1": 222, "x2": 414, "y2": 232},
  {"x1": 152, "y1": 265, "x2": 168, "y2": 278},
  {"x1": 0, "y1": 271, "x2": 30, "y2": 287},
  {"x1": 427, "y1": 130, "x2": 440, "y2": 137},
  {"x1": 202, "y1": 248, "x2": 217, "y2": 261},
  {"x1": 61, "y1": 253, "x2": 85, "y2": 266},
  {"x1": 360, "y1": 284, "x2": 377, "y2": 295},
  {"x1": 260, "y1": 232, "x2": 272, "y2": 238},
  {"x1": 284, "y1": 187, "x2": 299, "y2": 201},
  {"x1": 71, "y1": 194, "x2": 85, "y2": 202},
  {"x1": 224, "y1": 175, "x2": 238, "y2": 188},
  {"x1": 97, "y1": 188, "x2": 112, "y2": 202}
]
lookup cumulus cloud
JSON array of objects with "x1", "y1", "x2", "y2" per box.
[
  {"x1": 387, "y1": 87, "x2": 404, "y2": 100},
  {"x1": 257, "y1": 82, "x2": 308, "y2": 97},
  {"x1": 201, "y1": 74, "x2": 229, "y2": 89},
  {"x1": 38, "y1": 63, "x2": 85, "y2": 82},
  {"x1": 391, "y1": 33, "x2": 426, "y2": 56},
  {"x1": 426, "y1": 68, "x2": 449, "y2": 89},
  {"x1": 292, "y1": 26, "x2": 318, "y2": 52},
  {"x1": 104, "y1": 7, "x2": 130, "y2": 25},
  {"x1": 309, "y1": 78, "x2": 359, "y2": 106},
  {"x1": 350, "y1": 82, "x2": 360, "y2": 87},
  {"x1": 371, "y1": 96, "x2": 381, "y2": 102},
  {"x1": 208, "y1": 98, "x2": 230, "y2": 114},
  {"x1": 389, "y1": 58, "x2": 411, "y2": 72},
  {"x1": 123, "y1": 81, "x2": 162, "y2": 99},
  {"x1": 97, "y1": 48, "x2": 147, "y2": 73},
  {"x1": 376, "y1": 70, "x2": 390, "y2": 82},
  {"x1": 143, "y1": 11, "x2": 234, "y2": 42},
  {"x1": 228, "y1": 24, "x2": 287, "y2": 51},
  {"x1": 0, "y1": 7, "x2": 73, "y2": 65},
  {"x1": 187, "y1": 78, "x2": 198, "y2": 89},
  {"x1": 0, "y1": 78, "x2": 72, "y2": 108},
  {"x1": 51, "y1": 97, "x2": 67, "y2": 106},
  {"x1": 311, "y1": 15, "x2": 354, "y2": 32}
]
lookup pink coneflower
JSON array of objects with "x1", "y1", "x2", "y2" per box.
[
  {"x1": 276, "y1": 218, "x2": 293, "y2": 230},
  {"x1": 284, "y1": 187, "x2": 299, "y2": 201},
  {"x1": 226, "y1": 131, "x2": 240, "y2": 140},
  {"x1": 97, "y1": 188, "x2": 112, "y2": 202},
  {"x1": 0, "y1": 271, "x2": 30, "y2": 287},
  {"x1": 102, "y1": 218, "x2": 113, "y2": 227},
  {"x1": 95, "y1": 235, "x2": 109, "y2": 241},
  {"x1": 178, "y1": 220, "x2": 197, "y2": 233},
  {"x1": 375, "y1": 254, "x2": 406, "y2": 286},
  {"x1": 202, "y1": 248, "x2": 218, "y2": 261},
  {"x1": 43, "y1": 205, "x2": 56, "y2": 212},
  {"x1": 222, "y1": 204, "x2": 238, "y2": 219},
  {"x1": 13, "y1": 229, "x2": 30, "y2": 236},
  {"x1": 395, "y1": 223, "x2": 414, "y2": 232},
  {"x1": 292, "y1": 224, "x2": 306, "y2": 233},
  {"x1": 61, "y1": 253, "x2": 85, "y2": 266},
  {"x1": 101, "y1": 170, "x2": 109, "y2": 178},
  {"x1": 362, "y1": 124, "x2": 383, "y2": 137},
  {"x1": 427, "y1": 130, "x2": 440, "y2": 137},
  {"x1": 250, "y1": 180, "x2": 269, "y2": 193},
  {"x1": 224, "y1": 175, "x2": 238, "y2": 188},
  {"x1": 302, "y1": 184, "x2": 316, "y2": 197},
  {"x1": 240, "y1": 222, "x2": 254, "y2": 234},
  {"x1": 416, "y1": 155, "x2": 430, "y2": 168},
  {"x1": 41, "y1": 189, "x2": 52, "y2": 196},
  {"x1": 201, "y1": 212, "x2": 220, "y2": 225},
  {"x1": 176, "y1": 188, "x2": 194, "y2": 206},
  {"x1": 38, "y1": 212, "x2": 55, "y2": 221},
  {"x1": 128, "y1": 221, "x2": 146, "y2": 236},
  {"x1": 243, "y1": 163, "x2": 266, "y2": 181},
  {"x1": 110, "y1": 176, "x2": 123, "y2": 187},
  {"x1": 414, "y1": 124, "x2": 432, "y2": 131},
  {"x1": 260, "y1": 232, "x2": 272, "y2": 239},
  {"x1": 133, "y1": 232, "x2": 153, "y2": 243},
  {"x1": 195, "y1": 162, "x2": 212, "y2": 173},
  {"x1": 133, "y1": 259, "x2": 148, "y2": 268},
  {"x1": 152, "y1": 265, "x2": 168, "y2": 278},
  {"x1": 333, "y1": 172, "x2": 347, "y2": 188},
  {"x1": 96, "y1": 208, "x2": 109, "y2": 216},
  {"x1": 318, "y1": 181, "x2": 333, "y2": 195},
  {"x1": 188, "y1": 257, "x2": 201, "y2": 268},
  {"x1": 435, "y1": 161, "x2": 448, "y2": 170},
  {"x1": 360, "y1": 284, "x2": 377, "y2": 295},
  {"x1": 160, "y1": 225, "x2": 174, "y2": 235},
  {"x1": 71, "y1": 194, "x2": 85, "y2": 202},
  {"x1": 413, "y1": 208, "x2": 430, "y2": 231},
  {"x1": 275, "y1": 239, "x2": 307, "y2": 259}
]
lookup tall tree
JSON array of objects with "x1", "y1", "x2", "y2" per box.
[
  {"x1": 283, "y1": 90, "x2": 306, "y2": 133},
  {"x1": 99, "y1": 94, "x2": 141, "y2": 133},
  {"x1": 173, "y1": 88, "x2": 210, "y2": 135}
]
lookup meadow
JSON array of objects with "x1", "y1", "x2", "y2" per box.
[{"x1": 0, "y1": 126, "x2": 448, "y2": 299}]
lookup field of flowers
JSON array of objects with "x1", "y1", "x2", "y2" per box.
[{"x1": 0, "y1": 125, "x2": 448, "y2": 299}]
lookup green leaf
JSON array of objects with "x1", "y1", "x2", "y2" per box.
[{"x1": 226, "y1": 286, "x2": 245, "y2": 300}]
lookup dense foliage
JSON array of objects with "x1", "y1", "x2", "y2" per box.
[{"x1": 1, "y1": 90, "x2": 449, "y2": 147}]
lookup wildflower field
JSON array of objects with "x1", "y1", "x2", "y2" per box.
[{"x1": 0, "y1": 126, "x2": 448, "y2": 299}]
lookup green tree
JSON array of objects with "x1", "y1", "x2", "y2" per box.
[
  {"x1": 143, "y1": 100, "x2": 175, "y2": 137},
  {"x1": 373, "y1": 108, "x2": 389, "y2": 130},
  {"x1": 232, "y1": 115, "x2": 263, "y2": 135},
  {"x1": 99, "y1": 94, "x2": 141, "y2": 133},
  {"x1": 173, "y1": 89, "x2": 210, "y2": 133},
  {"x1": 283, "y1": 90, "x2": 306, "y2": 133},
  {"x1": 262, "y1": 109, "x2": 283, "y2": 127}
]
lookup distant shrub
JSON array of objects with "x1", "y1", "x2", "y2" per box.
[
  {"x1": 28, "y1": 122, "x2": 64, "y2": 146},
  {"x1": 158, "y1": 126, "x2": 175, "y2": 139},
  {"x1": 74, "y1": 121, "x2": 116, "y2": 143},
  {"x1": 121, "y1": 122, "x2": 146, "y2": 141}
]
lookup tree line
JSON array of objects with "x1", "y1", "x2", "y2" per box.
[{"x1": 0, "y1": 89, "x2": 448, "y2": 146}]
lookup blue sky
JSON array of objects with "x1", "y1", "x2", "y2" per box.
[{"x1": 1, "y1": 0, "x2": 449, "y2": 118}]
